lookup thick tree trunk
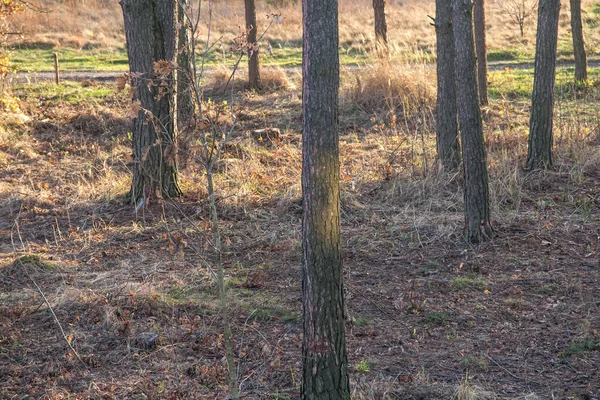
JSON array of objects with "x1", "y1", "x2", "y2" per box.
[
  {"x1": 570, "y1": 0, "x2": 587, "y2": 82},
  {"x1": 245, "y1": 0, "x2": 261, "y2": 90},
  {"x1": 474, "y1": 0, "x2": 488, "y2": 105},
  {"x1": 373, "y1": 0, "x2": 388, "y2": 45},
  {"x1": 301, "y1": 0, "x2": 349, "y2": 398},
  {"x1": 435, "y1": 0, "x2": 461, "y2": 172},
  {"x1": 526, "y1": 0, "x2": 560, "y2": 170},
  {"x1": 121, "y1": 0, "x2": 181, "y2": 204},
  {"x1": 452, "y1": 0, "x2": 493, "y2": 243}
]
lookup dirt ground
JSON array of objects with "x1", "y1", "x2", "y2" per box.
[{"x1": 1, "y1": 79, "x2": 600, "y2": 399}]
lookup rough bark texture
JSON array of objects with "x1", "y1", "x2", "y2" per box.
[
  {"x1": 570, "y1": 0, "x2": 587, "y2": 82},
  {"x1": 245, "y1": 0, "x2": 261, "y2": 90},
  {"x1": 452, "y1": 0, "x2": 493, "y2": 243},
  {"x1": 474, "y1": 0, "x2": 488, "y2": 105},
  {"x1": 435, "y1": 0, "x2": 461, "y2": 171},
  {"x1": 527, "y1": 0, "x2": 560, "y2": 171},
  {"x1": 373, "y1": 0, "x2": 388, "y2": 45},
  {"x1": 301, "y1": 0, "x2": 349, "y2": 398},
  {"x1": 177, "y1": 0, "x2": 194, "y2": 128},
  {"x1": 121, "y1": 0, "x2": 181, "y2": 204}
]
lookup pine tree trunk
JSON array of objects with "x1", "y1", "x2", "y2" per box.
[
  {"x1": 177, "y1": 0, "x2": 194, "y2": 128},
  {"x1": 373, "y1": 0, "x2": 388, "y2": 45},
  {"x1": 570, "y1": 0, "x2": 587, "y2": 82},
  {"x1": 121, "y1": 0, "x2": 181, "y2": 204},
  {"x1": 526, "y1": 0, "x2": 560, "y2": 171},
  {"x1": 474, "y1": 0, "x2": 488, "y2": 105},
  {"x1": 301, "y1": 0, "x2": 349, "y2": 397},
  {"x1": 452, "y1": 0, "x2": 493, "y2": 243},
  {"x1": 435, "y1": 0, "x2": 461, "y2": 172},
  {"x1": 245, "y1": 0, "x2": 261, "y2": 90}
]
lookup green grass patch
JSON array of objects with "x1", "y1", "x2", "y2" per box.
[
  {"x1": 354, "y1": 359, "x2": 374, "y2": 373},
  {"x1": 488, "y1": 68, "x2": 533, "y2": 100},
  {"x1": 14, "y1": 254, "x2": 55, "y2": 270},
  {"x1": 10, "y1": 47, "x2": 129, "y2": 72},
  {"x1": 354, "y1": 316, "x2": 371, "y2": 327},
  {"x1": 12, "y1": 81, "x2": 117, "y2": 105},
  {"x1": 9, "y1": 43, "x2": 372, "y2": 73},
  {"x1": 451, "y1": 277, "x2": 486, "y2": 291},
  {"x1": 487, "y1": 48, "x2": 531, "y2": 62},
  {"x1": 560, "y1": 337, "x2": 599, "y2": 358},
  {"x1": 422, "y1": 311, "x2": 450, "y2": 326}
]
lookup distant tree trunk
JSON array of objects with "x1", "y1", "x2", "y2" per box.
[
  {"x1": 526, "y1": 0, "x2": 560, "y2": 170},
  {"x1": 373, "y1": 0, "x2": 388, "y2": 45},
  {"x1": 177, "y1": 0, "x2": 194, "y2": 128},
  {"x1": 435, "y1": 0, "x2": 461, "y2": 171},
  {"x1": 301, "y1": 0, "x2": 349, "y2": 397},
  {"x1": 570, "y1": 0, "x2": 587, "y2": 82},
  {"x1": 452, "y1": 0, "x2": 493, "y2": 243},
  {"x1": 474, "y1": 0, "x2": 488, "y2": 105},
  {"x1": 245, "y1": 0, "x2": 262, "y2": 90},
  {"x1": 121, "y1": 0, "x2": 182, "y2": 204}
]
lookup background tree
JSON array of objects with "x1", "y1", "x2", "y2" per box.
[
  {"x1": 373, "y1": 0, "x2": 388, "y2": 46},
  {"x1": 452, "y1": 0, "x2": 493, "y2": 243},
  {"x1": 434, "y1": 0, "x2": 461, "y2": 171},
  {"x1": 570, "y1": 0, "x2": 587, "y2": 82},
  {"x1": 245, "y1": 0, "x2": 261, "y2": 90},
  {"x1": 121, "y1": 0, "x2": 181, "y2": 204},
  {"x1": 499, "y1": 0, "x2": 539, "y2": 38},
  {"x1": 301, "y1": 0, "x2": 349, "y2": 397},
  {"x1": 526, "y1": 0, "x2": 560, "y2": 170},
  {"x1": 474, "y1": 0, "x2": 488, "y2": 105}
]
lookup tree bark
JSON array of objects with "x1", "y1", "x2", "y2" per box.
[
  {"x1": 526, "y1": 0, "x2": 560, "y2": 171},
  {"x1": 301, "y1": 0, "x2": 349, "y2": 397},
  {"x1": 177, "y1": 0, "x2": 194, "y2": 129},
  {"x1": 373, "y1": 0, "x2": 388, "y2": 45},
  {"x1": 474, "y1": 0, "x2": 488, "y2": 105},
  {"x1": 121, "y1": 0, "x2": 181, "y2": 204},
  {"x1": 435, "y1": 0, "x2": 461, "y2": 172},
  {"x1": 570, "y1": 0, "x2": 587, "y2": 82},
  {"x1": 452, "y1": 0, "x2": 493, "y2": 243},
  {"x1": 245, "y1": 0, "x2": 261, "y2": 90}
]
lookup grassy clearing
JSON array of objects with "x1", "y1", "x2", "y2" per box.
[{"x1": 9, "y1": 47, "x2": 129, "y2": 72}]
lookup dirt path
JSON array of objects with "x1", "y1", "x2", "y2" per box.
[{"x1": 10, "y1": 59, "x2": 600, "y2": 84}]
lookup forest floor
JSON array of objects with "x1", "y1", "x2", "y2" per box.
[{"x1": 1, "y1": 65, "x2": 600, "y2": 400}]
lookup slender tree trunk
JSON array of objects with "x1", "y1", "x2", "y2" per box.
[
  {"x1": 301, "y1": 0, "x2": 349, "y2": 397},
  {"x1": 474, "y1": 0, "x2": 488, "y2": 105},
  {"x1": 435, "y1": 0, "x2": 461, "y2": 171},
  {"x1": 526, "y1": 0, "x2": 560, "y2": 170},
  {"x1": 245, "y1": 0, "x2": 261, "y2": 90},
  {"x1": 177, "y1": 0, "x2": 194, "y2": 128},
  {"x1": 452, "y1": 0, "x2": 493, "y2": 243},
  {"x1": 570, "y1": 0, "x2": 587, "y2": 82},
  {"x1": 373, "y1": 0, "x2": 388, "y2": 45},
  {"x1": 121, "y1": 0, "x2": 182, "y2": 204}
]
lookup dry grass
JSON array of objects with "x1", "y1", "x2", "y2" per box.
[
  {"x1": 2, "y1": 69, "x2": 600, "y2": 397},
  {"x1": 8, "y1": 0, "x2": 600, "y2": 64},
  {"x1": 3, "y1": 2, "x2": 600, "y2": 397},
  {"x1": 342, "y1": 59, "x2": 436, "y2": 125}
]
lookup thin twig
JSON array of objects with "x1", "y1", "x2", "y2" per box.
[{"x1": 16, "y1": 257, "x2": 88, "y2": 367}]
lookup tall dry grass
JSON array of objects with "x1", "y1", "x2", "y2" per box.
[{"x1": 8, "y1": 0, "x2": 600, "y2": 59}]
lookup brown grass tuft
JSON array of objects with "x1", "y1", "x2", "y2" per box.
[{"x1": 343, "y1": 61, "x2": 435, "y2": 123}]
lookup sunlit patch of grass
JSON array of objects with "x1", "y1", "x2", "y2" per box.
[
  {"x1": 10, "y1": 47, "x2": 129, "y2": 72},
  {"x1": 12, "y1": 81, "x2": 118, "y2": 105},
  {"x1": 451, "y1": 277, "x2": 486, "y2": 291}
]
